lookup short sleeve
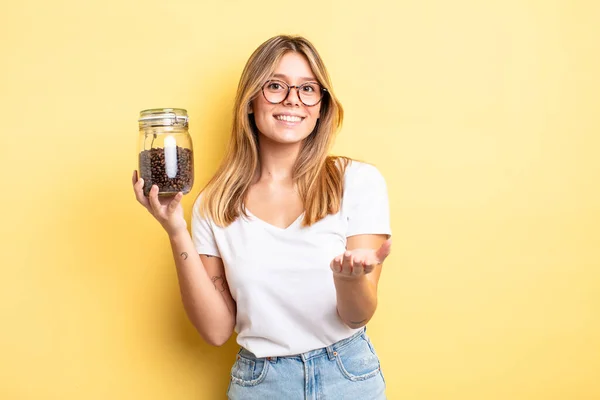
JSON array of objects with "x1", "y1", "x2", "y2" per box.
[
  {"x1": 191, "y1": 195, "x2": 221, "y2": 257},
  {"x1": 344, "y1": 162, "x2": 392, "y2": 238}
]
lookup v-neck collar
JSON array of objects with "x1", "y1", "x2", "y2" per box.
[{"x1": 245, "y1": 208, "x2": 305, "y2": 231}]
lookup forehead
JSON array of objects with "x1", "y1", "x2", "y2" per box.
[{"x1": 272, "y1": 52, "x2": 316, "y2": 80}]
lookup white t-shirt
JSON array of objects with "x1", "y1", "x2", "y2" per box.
[{"x1": 191, "y1": 160, "x2": 391, "y2": 358}]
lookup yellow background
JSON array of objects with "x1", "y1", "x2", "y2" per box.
[{"x1": 1, "y1": 0, "x2": 598, "y2": 399}]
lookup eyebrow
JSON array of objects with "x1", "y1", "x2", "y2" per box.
[{"x1": 272, "y1": 73, "x2": 318, "y2": 82}]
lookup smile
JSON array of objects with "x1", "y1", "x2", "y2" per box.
[{"x1": 274, "y1": 114, "x2": 304, "y2": 123}]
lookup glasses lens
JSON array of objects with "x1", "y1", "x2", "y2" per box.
[
  {"x1": 263, "y1": 80, "x2": 288, "y2": 103},
  {"x1": 262, "y1": 80, "x2": 324, "y2": 106},
  {"x1": 298, "y1": 83, "x2": 322, "y2": 106}
]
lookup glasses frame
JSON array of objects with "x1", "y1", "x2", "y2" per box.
[{"x1": 261, "y1": 79, "x2": 328, "y2": 107}]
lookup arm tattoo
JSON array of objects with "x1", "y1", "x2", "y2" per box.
[
  {"x1": 211, "y1": 275, "x2": 226, "y2": 293},
  {"x1": 212, "y1": 275, "x2": 234, "y2": 315},
  {"x1": 180, "y1": 252, "x2": 188, "y2": 260}
]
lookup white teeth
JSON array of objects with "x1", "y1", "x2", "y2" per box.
[{"x1": 276, "y1": 115, "x2": 302, "y2": 122}]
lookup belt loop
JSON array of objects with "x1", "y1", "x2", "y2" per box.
[
  {"x1": 266, "y1": 356, "x2": 278, "y2": 363},
  {"x1": 326, "y1": 345, "x2": 336, "y2": 361}
]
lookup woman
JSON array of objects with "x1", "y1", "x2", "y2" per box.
[{"x1": 132, "y1": 35, "x2": 392, "y2": 399}]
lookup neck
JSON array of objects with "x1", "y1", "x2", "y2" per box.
[{"x1": 255, "y1": 136, "x2": 302, "y2": 184}]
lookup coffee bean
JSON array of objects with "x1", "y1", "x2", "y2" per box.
[{"x1": 139, "y1": 146, "x2": 194, "y2": 196}]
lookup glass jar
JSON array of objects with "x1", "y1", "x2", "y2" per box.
[{"x1": 138, "y1": 108, "x2": 194, "y2": 197}]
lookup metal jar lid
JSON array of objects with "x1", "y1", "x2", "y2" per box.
[{"x1": 138, "y1": 108, "x2": 189, "y2": 127}]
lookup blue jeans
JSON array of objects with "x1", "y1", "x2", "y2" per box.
[{"x1": 227, "y1": 328, "x2": 386, "y2": 399}]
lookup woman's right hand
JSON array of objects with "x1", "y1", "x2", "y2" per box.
[{"x1": 132, "y1": 170, "x2": 187, "y2": 237}]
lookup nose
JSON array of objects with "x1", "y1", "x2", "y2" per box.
[{"x1": 283, "y1": 86, "x2": 301, "y2": 106}]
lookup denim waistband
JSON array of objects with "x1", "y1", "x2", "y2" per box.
[{"x1": 239, "y1": 328, "x2": 366, "y2": 363}]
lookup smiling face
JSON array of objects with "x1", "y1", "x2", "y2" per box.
[{"x1": 250, "y1": 52, "x2": 322, "y2": 145}]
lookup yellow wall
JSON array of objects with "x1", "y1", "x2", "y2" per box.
[{"x1": 1, "y1": 0, "x2": 598, "y2": 399}]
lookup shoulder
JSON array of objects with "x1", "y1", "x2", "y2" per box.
[
  {"x1": 192, "y1": 192, "x2": 203, "y2": 214},
  {"x1": 191, "y1": 192, "x2": 212, "y2": 224},
  {"x1": 343, "y1": 160, "x2": 387, "y2": 187},
  {"x1": 341, "y1": 159, "x2": 391, "y2": 234},
  {"x1": 341, "y1": 160, "x2": 389, "y2": 209}
]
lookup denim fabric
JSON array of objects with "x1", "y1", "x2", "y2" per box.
[{"x1": 227, "y1": 328, "x2": 386, "y2": 399}]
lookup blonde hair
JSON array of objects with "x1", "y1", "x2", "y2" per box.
[{"x1": 199, "y1": 35, "x2": 349, "y2": 227}]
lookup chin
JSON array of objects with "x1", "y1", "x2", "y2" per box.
[{"x1": 262, "y1": 129, "x2": 312, "y2": 145}]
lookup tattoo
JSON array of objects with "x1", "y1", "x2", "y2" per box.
[
  {"x1": 180, "y1": 252, "x2": 188, "y2": 260},
  {"x1": 211, "y1": 275, "x2": 226, "y2": 293},
  {"x1": 349, "y1": 319, "x2": 368, "y2": 327},
  {"x1": 210, "y1": 272, "x2": 234, "y2": 316}
]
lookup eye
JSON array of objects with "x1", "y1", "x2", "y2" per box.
[
  {"x1": 301, "y1": 83, "x2": 319, "y2": 93},
  {"x1": 267, "y1": 81, "x2": 286, "y2": 91}
]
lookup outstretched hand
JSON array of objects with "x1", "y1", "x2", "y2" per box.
[
  {"x1": 330, "y1": 239, "x2": 392, "y2": 278},
  {"x1": 132, "y1": 170, "x2": 187, "y2": 236}
]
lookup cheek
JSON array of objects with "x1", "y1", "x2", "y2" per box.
[
  {"x1": 307, "y1": 114, "x2": 319, "y2": 131},
  {"x1": 312, "y1": 104, "x2": 321, "y2": 121},
  {"x1": 250, "y1": 101, "x2": 271, "y2": 130},
  {"x1": 309, "y1": 107, "x2": 321, "y2": 127},
  {"x1": 254, "y1": 112, "x2": 272, "y2": 133}
]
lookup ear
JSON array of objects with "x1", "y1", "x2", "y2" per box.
[{"x1": 248, "y1": 102, "x2": 253, "y2": 114}]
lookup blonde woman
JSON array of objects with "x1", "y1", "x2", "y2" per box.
[{"x1": 133, "y1": 35, "x2": 392, "y2": 399}]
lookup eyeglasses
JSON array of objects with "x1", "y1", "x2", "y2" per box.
[{"x1": 261, "y1": 80, "x2": 327, "y2": 107}]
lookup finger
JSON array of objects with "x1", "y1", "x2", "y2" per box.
[
  {"x1": 148, "y1": 185, "x2": 162, "y2": 213},
  {"x1": 363, "y1": 254, "x2": 380, "y2": 274},
  {"x1": 330, "y1": 256, "x2": 342, "y2": 273},
  {"x1": 341, "y1": 251, "x2": 353, "y2": 275},
  {"x1": 352, "y1": 256, "x2": 364, "y2": 276},
  {"x1": 133, "y1": 177, "x2": 151, "y2": 210},
  {"x1": 335, "y1": 256, "x2": 343, "y2": 272},
  {"x1": 167, "y1": 192, "x2": 183, "y2": 214},
  {"x1": 363, "y1": 262, "x2": 375, "y2": 274},
  {"x1": 132, "y1": 170, "x2": 137, "y2": 186},
  {"x1": 375, "y1": 239, "x2": 392, "y2": 264}
]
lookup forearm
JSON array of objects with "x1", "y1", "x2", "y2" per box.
[
  {"x1": 333, "y1": 274, "x2": 377, "y2": 328},
  {"x1": 168, "y1": 230, "x2": 234, "y2": 345}
]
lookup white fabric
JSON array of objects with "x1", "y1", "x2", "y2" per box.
[{"x1": 191, "y1": 160, "x2": 391, "y2": 358}]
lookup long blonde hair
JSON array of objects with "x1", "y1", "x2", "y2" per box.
[{"x1": 199, "y1": 35, "x2": 349, "y2": 227}]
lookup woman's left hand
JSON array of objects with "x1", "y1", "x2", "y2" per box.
[{"x1": 330, "y1": 239, "x2": 392, "y2": 278}]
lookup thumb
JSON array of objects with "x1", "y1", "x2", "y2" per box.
[
  {"x1": 375, "y1": 238, "x2": 392, "y2": 263},
  {"x1": 167, "y1": 192, "x2": 183, "y2": 214}
]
